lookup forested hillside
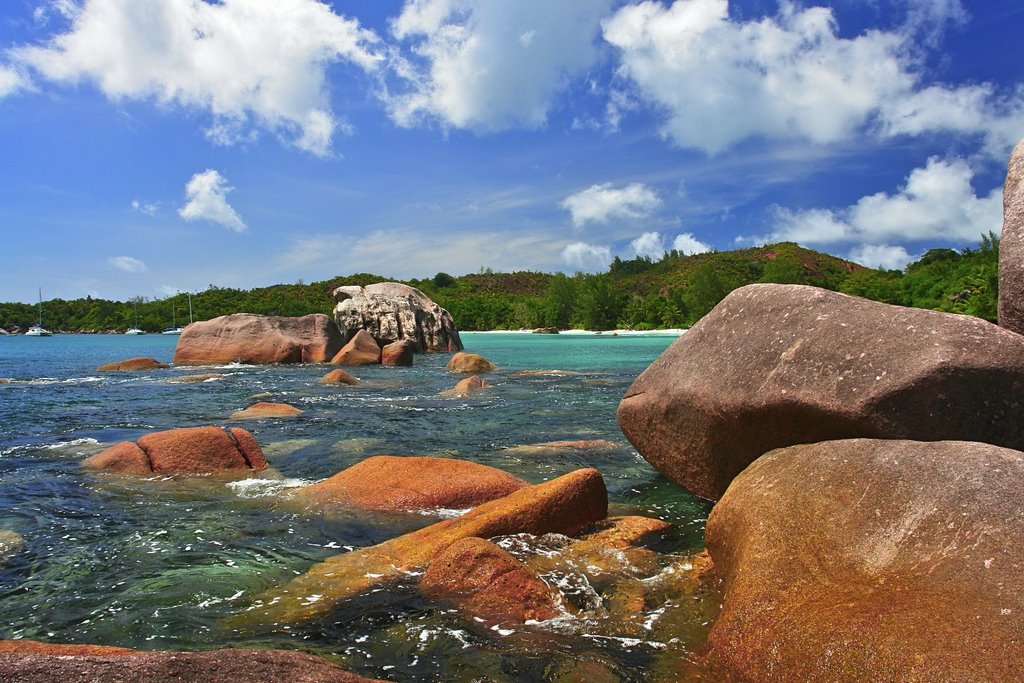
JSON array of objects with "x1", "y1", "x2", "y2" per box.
[{"x1": 0, "y1": 237, "x2": 1000, "y2": 333}]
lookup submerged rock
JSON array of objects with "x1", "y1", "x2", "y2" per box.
[
  {"x1": 703, "y1": 438, "x2": 1024, "y2": 682},
  {"x1": 230, "y1": 402, "x2": 303, "y2": 419},
  {"x1": 505, "y1": 439, "x2": 618, "y2": 456},
  {"x1": 96, "y1": 357, "x2": 168, "y2": 372},
  {"x1": 293, "y1": 455, "x2": 528, "y2": 512},
  {"x1": 421, "y1": 537, "x2": 564, "y2": 624},
  {"x1": 381, "y1": 339, "x2": 415, "y2": 366},
  {"x1": 167, "y1": 373, "x2": 224, "y2": 383},
  {"x1": 330, "y1": 329, "x2": 381, "y2": 366},
  {"x1": 319, "y1": 369, "x2": 359, "y2": 385},
  {"x1": 1000, "y1": 139, "x2": 1024, "y2": 333},
  {"x1": 443, "y1": 375, "x2": 488, "y2": 397},
  {"x1": 0, "y1": 530, "x2": 25, "y2": 565},
  {"x1": 511, "y1": 370, "x2": 583, "y2": 377},
  {"x1": 446, "y1": 352, "x2": 496, "y2": 373},
  {"x1": 619, "y1": 283, "x2": 1024, "y2": 500},
  {"x1": 334, "y1": 282, "x2": 462, "y2": 353},
  {"x1": 81, "y1": 426, "x2": 267, "y2": 476},
  {"x1": 238, "y1": 468, "x2": 607, "y2": 626},
  {"x1": 173, "y1": 313, "x2": 342, "y2": 365}
]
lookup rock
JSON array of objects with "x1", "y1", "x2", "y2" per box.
[
  {"x1": 82, "y1": 426, "x2": 267, "y2": 475},
  {"x1": 168, "y1": 373, "x2": 224, "y2": 383},
  {"x1": 446, "y1": 352, "x2": 496, "y2": 373},
  {"x1": 320, "y1": 369, "x2": 359, "y2": 385},
  {"x1": 230, "y1": 402, "x2": 303, "y2": 419},
  {"x1": 380, "y1": 339, "x2": 415, "y2": 366},
  {"x1": 0, "y1": 643, "x2": 380, "y2": 682},
  {"x1": 532, "y1": 327, "x2": 559, "y2": 334},
  {"x1": 421, "y1": 537, "x2": 564, "y2": 624},
  {"x1": 442, "y1": 375, "x2": 488, "y2": 398},
  {"x1": 173, "y1": 313, "x2": 342, "y2": 365},
  {"x1": 293, "y1": 456, "x2": 528, "y2": 511},
  {"x1": 334, "y1": 282, "x2": 462, "y2": 353},
  {"x1": 330, "y1": 329, "x2": 381, "y2": 366},
  {"x1": 238, "y1": 468, "x2": 607, "y2": 626},
  {"x1": 96, "y1": 357, "x2": 168, "y2": 371},
  {"x1": 0, "y1": 530, "x2": 25, "y2": 565},
  {"x1": 999, "y1": 139, "x2": 1024, "y2": 334},
  {"x1": 504, "y1": 439, "x2": 618, "y2": 456},
  {"x1": 618, "y1": 283, "x2": 1024, "y2": 501},
  {"x1": 703, "y1": 438, "x2": 1024, "y2": 683}
]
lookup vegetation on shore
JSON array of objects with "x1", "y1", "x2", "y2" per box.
[{"x1": 0, "y1": 237, "x2": 1000, "y2": 333}]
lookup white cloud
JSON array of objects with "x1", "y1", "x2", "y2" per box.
[
  {"x1": 672, "y1": 232, "x2": 711, "y2": 255},
  {"x1": 848, "y1": 244, "x2": 916, "y2": 271},
  {"x1": 10, "y1": 0, "x2": 382, "y2": 156},
  {"x1": 630, "y1": 231, "x2": 665, "y2": 260},
  {"x1": 744, "y1": 157, "x2": 1002, "y2": 249},
  {"x1": 130, "y1": 199, "x2": 158, "y2": 216},
  {"x1": 562, "y1": 241, "x2": 611, "y2": 272},
  {"x1": 107, "y1": 255, "x2": 148, "y2": 272},
  {"x1": 386, "y1": 0, "x2": 613, "y2": 131},
  {"x1": 0, "y1": 65, "x2": 29, "y2": 98},
  {"x1": 178, "y1": 169, "x2": 246, "y2": 232},
  {"x1": 601, "y1": 0, "x2": 1023, "y2": 157},
  {"x1": 561, "y1": 182, "x2": 661, "y2": 227}
]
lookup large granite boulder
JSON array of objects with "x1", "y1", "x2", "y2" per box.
[
  {"x1": 381, "y1": 339, "x2": 415, "y2": 366},
  {"x1": 330, "y1": 329, "x2": 381, "y2": 365},
  {"x1": 173, "y1": 313, "x2": 342, "y2": 365},
  {"x1": 999, "y1": 138, "x2": 1024, "y2": 334},
  {"x1": 238, "y1": 468, "x2": 607, "y2": 626},
  {"x1": 618, "y1": 284, "x2": 1024, "y2": 500},
  {"x1": 293, "y1": 455, "x2": 528, "y2": 511},
  {"x1": 96, "y1": 357, "x2": 168, "y2": 371},
  {"x1": 333, "y1": 282, "x2": 462, "y2": 353},
  {"x1": 703, "y1": 438, "x2": 1024, "y2": 682},
  {"x1": 446, "y1": 352, "x2": 496, "y2": 373},
  {"x1": 82, "y1": 426, "x2": 267, "y2": 476},
  {"x1": 0, "y1": 642, "x2": 379, "y2": 682}
]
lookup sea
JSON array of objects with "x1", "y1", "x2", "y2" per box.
[{"x1": 0, "y1": 331, "x2": 715, "y2": 681}]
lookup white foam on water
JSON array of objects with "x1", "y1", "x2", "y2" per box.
[
  {"x1": 226, "y1": 477, "x2": 312, "y2": 498},
  {"x1": 1, "y1": 437, "x2": 101, "y2": 456}
]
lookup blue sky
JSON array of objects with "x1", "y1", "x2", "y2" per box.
[{"x1": 0, "y1": 0, "x2": 1022, "y2": 303}]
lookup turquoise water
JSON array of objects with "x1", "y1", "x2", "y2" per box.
[{"x1": 0, "y1": 332, "x2": 712, "y2": 680}]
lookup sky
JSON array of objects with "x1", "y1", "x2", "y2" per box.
[{"x1": 0, "y1": 0, "x2": 1022, "y2": 303}]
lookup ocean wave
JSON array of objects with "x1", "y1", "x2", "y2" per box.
[
  {"x1": 1, "y1": 437, "x2": 101, "y2": 456},
  {"x1": 226, "y1": 477, "x2": 312, "y2": 498}
]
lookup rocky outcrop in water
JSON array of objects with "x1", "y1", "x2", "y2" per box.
[
  {"x1": 0, "y1": 642, "x2": 381, "y2": 682},
  {"x1": 0, "y1": 530, "x2": 25, "y2": 566},
  {"x1": 334, "y1": 282, "x2": 462, "y2": 353},
  {"x1": 82, "y1": 426, "x2": 267, "y2": 476},
  {"x1": 702, "y1": 438, "x2": 1024, "y2": 682},
  {"x1": 381, "y1": 339, "x2": 415, "y2": 366},
  {"x1": 96, "y1": 357, "x2": 169, "y2": 371},
  {"x1": 173, "y1": 313, "x2": 343, "y2": 365},
  {"x1": 320, "y1": 369, "x2": 359, "y2": 385},
  {"x1": 618, "y1": 283, "x2": 1024, "y2": 500},
  {"x1": 999, "y1": 138, "x2": 1024, "y2": 334},
  {"x1": 229, "y1": 401, "x2": 303, "y2": 419},
  {"x1": 330, "y1": 329, "x2": 381, "y2": 365},
  {"x1": 443, "y1": 375, "x2": 488, "y2": 397},
  {"x1": 446, "y1": 352, "x2": 496, "y2": 373},
  {"x1": 293, "y1": 455, "x2": 527, "y2": 512}
]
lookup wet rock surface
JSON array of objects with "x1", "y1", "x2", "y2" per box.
[
  {"x1": 81, "y1": 426, "x2": 267, "y2": 475},
  {"x1": 230, "y1": 401, "x2": 304, "y2": 419},
  {"x1": 96, "y1": 357, "x2": 168, "y2": 371},
  {"x1": 173, "y1": 313, "x2": 342, "y2": 365}
]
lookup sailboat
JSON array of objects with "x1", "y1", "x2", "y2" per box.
[
  {"x1": 125, "y1": 299, "x2": 145, "y2": 335},
  {"x1": 25, "y1": 288, "x2": 53, "y2": 336},
  {"x1": 162, "y1": 300, "x2": 183, "y2": 335}
]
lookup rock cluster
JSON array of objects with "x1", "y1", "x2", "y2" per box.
[
  {"x1": 334, "y1": 282, "x2": 462, "y2": 353},
  {"x1": 173, "y1": 313, "x2": 343, "y2": 365},
  {"x1": 82, "y1": 426, "x2": 267, "y2": 476}
]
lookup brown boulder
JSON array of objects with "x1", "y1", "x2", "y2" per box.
[
  {"x1": 330, "y1": 329, "x2": 381, "y2": 365},
  {"x1": 703, "y1": 438, "x2": 1024, "y2": 682},
  {"x1": 167, "y1": 373, "x2": 224, "y2": 383},
  {"x1": 293, "y1": 455, "x2": 528, "y2": 511},
  {"x1": 82, "y1": 426, "x2": 266, "y2": 475},
  {"x1": 446, "y1": 352, "x2": 496, "y2": 373},
  {"x1": 238, "y1": 467, "x2": 607, "y2": 626},
  {"x1": 421, "y1": 537, "x2": 563, "y2": 624},
  {"x1": 380, "y1": 339, "x2": 415, "y2": 366},
  {"x1": 619, "y1": 283, "x2": 1024, "y2": 500},
  {"x1": 173, "y1": 313, "x2": 342, "y2": 365},
  {"x1": 999, "y1": 138, "x2": 1024, "y2": 334},
  {"x1": 0, "y1": 645, "x2": 379, "y2": 682},
  {"x1": 230, "y1": 401, "x2": 303, "y2": 419},
  {"x1": 96, "y1": 357, "x2": 168, "y2": 371},
  {"x1": 320, "y1": 369, "x2": 359, "y2": 385},
  {"x1": 442, "y1": 375, "x2": 488, "y2": 397},
  {"x1": 333, "y1": 282, "x2": 463, "y2": 353}
]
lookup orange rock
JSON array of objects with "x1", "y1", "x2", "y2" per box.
[
  {"x1": 320, "y1": 369, "x2": 359, "y2": 385},
  {"x1": 0, "y1": 640, "x2": 135, "y2": 656},
  {"x1": 238, "y1": 468, "x2": 608, "y2": 626},
  {"x1": 504, "y1": 439, "x2": 619, "y2": 455},
  {"x1": 173, "y1": 313, "x2": 343, "y2": 365},
  {"x1": 421, "y1": 537, "x2": 563, "y2": 624},
  {"x1": 229, "y1": 402, "x2": 303, "y2": 419},
  {"x1": 381, "y1": 339, "x2": 415, "y2": 366},
  {"x1": 96, "y1": 357, "x2": 169, "y2": 371},
  {"x1": 331, "y1": 329, "x2": 381, "y2": 365},
  {"x1": 294, "y1": 456, "x2": 528, "y2": 511},
  {"x1": 446, "y1": 352, "x2": 496, "y2": 373},
  {"x1": 82, "y1": 426, "x2": 266, "y2": 476},
  {"x1": 443, "y1": 375, "x2": 488, "y2": 397}
]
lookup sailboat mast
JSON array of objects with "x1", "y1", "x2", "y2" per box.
[
  {"x1": 188, "y1": 292, "x2": 193, "y2": 324},
  {"x1": 37, "y1": 287, "x2": 43, "y2": 325}
]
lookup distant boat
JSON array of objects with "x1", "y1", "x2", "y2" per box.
[
  {"x1": 162, "y1": 301, "x2": 183, "y2": 335},
  {"x1": 25, "y1": 288, "x2": 53, "y2": 336},
  {"x1": 125, "y1": 299, "x2": 145, "y2": 335}
]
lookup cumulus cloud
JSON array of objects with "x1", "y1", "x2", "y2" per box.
[
  {"x1": 672, "y1": 232, "x2": 712, "y2": 255},
  {"x1": 742, "y1": 157, "x2": 1002, "y2": 251},
  {"x1": 107, "y1": 255, "x2": 148, "y2": 272},
  {"x1": 130, "y1": 199, "x2": 158, "y2": 216},
  {"x1": 10, "y1": 0, "x2": 382, "y2": 155},
  {"x1": 562, "y1": 241, "x2": 612, "y2": 272},
  {"x1": 561, "y1": 182, "x2": 661, "y2": 227},
  {"x1": 0, "y1": 65, "x2": 29, "y2": 98},
  {"x1": 178, "y1": 169, "x2": 246, "y2": 232},
  {"x1": 630, "y1": 231, "x2": 665, "y2": 260},
  {"x1": 849, "y1": 244, "x2": 917, "y2": 271},
  {"x1": 602, "y1": 0, "x2": 1023, "y2": 157},
  {"x1": 386, "y1": 0, "x2": 613, "y2": 131}
]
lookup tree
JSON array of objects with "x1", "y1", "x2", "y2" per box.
[{"x1": 683, "y1": 263, "x2": 729, "y2": 323}]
